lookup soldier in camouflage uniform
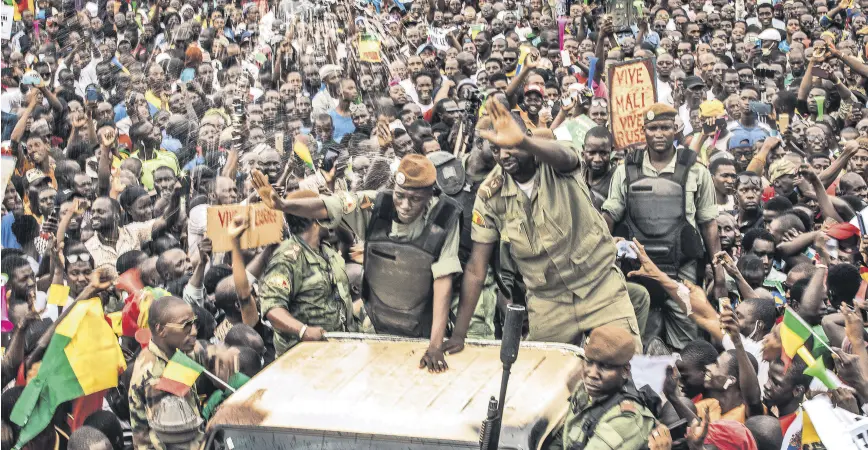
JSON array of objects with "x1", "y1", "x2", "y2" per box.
[
  {"x1": 547, "y1": 326, "x2": 657, "y2": 450},
  {"x1": 259, "y1": 189, "x2": 356, "y2": 357},
  {"x1": 129, "y1": 296, "x2": 238, "y2": 450}
]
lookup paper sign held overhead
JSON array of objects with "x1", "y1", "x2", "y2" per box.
[
  {"x1": 428, "y1": 26, "x2": 456, "y2": 51},
  {"x1": 0, "y1": 4, "x2": 13, "y2": 41},
  {"x1": 607, "y1": 58, "x2": 658, "y2": 151},
  {"x1": 207, "y1": 203, "x2": 283, "y2": 252}
]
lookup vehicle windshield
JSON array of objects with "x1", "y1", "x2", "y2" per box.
[{"x1": 206, "y1": 426, "x2": 480, "y2": 450}]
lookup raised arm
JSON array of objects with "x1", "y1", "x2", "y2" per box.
[
  {"x1": 228, "y1": 215, "x2": 259, "y2": 327},
  {"x1": 251, "y1": 170, "x2": 330, "y2": 219},
  {"x1": 478, "y1": 98, "x2": 579, "y2": 170}
]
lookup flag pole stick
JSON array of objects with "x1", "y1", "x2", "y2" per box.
[{"x1": 201, "y1": 369, "x2": 237, "y2": 393}]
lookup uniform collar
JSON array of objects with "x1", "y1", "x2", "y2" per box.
[
  {"x1": 641, "y1": 150, "x2": 678, "y2": 176},
  {"x1": 500, "y1": 168, "x2": 538, "y2": 198},
  {"x1": 147, "y1": 340, "x2": 172, "y2": 363}
]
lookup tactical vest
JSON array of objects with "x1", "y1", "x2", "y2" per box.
[
  {"x1": 623, "y1": 148, "x2": 704, "y2": 278},
  {"x1": 362, "y1": 191, "x2": 462, "y2": 338}
]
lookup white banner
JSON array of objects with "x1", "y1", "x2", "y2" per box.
[
  {"x1": 0, "y1": 4, "x2": 14, "y2": 41},
  {"x1": 427, "y1": 26, "x2": 455, "y2": 51}
]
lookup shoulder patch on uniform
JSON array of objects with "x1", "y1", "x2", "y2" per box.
[
  {"x1": 266, "y1": 274, "x2": 290, "y2": 289},
  {"x1": 342, "y1": 192, "x2": 357, "y2": 214},
  {"x1": 620, "y1": 400, "x2": 637, "y2": 413},
  {"x1": 477, "y1": 174, "x2": 503, "y2": 201},
  {"x1": 471, "y1": 210, "x2": 485, "y2": 226}
]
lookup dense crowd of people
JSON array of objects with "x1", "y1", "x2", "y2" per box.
[{"x1": 6, "y1": 0, "x2": 868, "y2": 448}]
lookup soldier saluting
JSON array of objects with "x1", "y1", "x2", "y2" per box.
[
  {"x1": 446, "y1": 96, "x2": 641, "y2": 352},
  {"x1": 252, "y1": 155, "x2": 462, "y2": 373}
]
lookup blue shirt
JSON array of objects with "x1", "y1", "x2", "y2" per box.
[
  {"x1": 328, "y1": 109, "x2": 355, "y2": 144},
  {"x1": 2, "y1": 214, "x2": 21, "y2": 249}
]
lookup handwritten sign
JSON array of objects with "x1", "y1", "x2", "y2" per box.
[
  {"x1": 0, "y1": 4, "x2": 13, "y2": 41},
  {"x1": 358, "y1": 34, "x2": 382, "y2": 63},
  {"x1": 207, "y1": 203, "x2": 283, "y2": 252},
  {"x1": 607, "y1": 58, "x2": 657, "y2": 150},
  {"x1": 428, "y1": 26, "x2": 456, "y2": 51}
]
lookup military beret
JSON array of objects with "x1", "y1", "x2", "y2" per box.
[
  {"x1": 583, "y1": 325, "x2": 636, "y2": 366},
  {"x1": 284, "y1": 189, "x2": 319, "y2": 200},
  {"x1": 643, "y1": 103, "x2": 678, "y2": 124},
  {"x1": 395, "y1": 154, "x2": 436, "y2": 189}
]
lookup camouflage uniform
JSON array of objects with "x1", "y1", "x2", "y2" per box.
[
  {"x1": 128, "y1": 341, "x2": 205, "y2": 450},
  {"x1": 548, "y1": 380, "x2": 656, "y2": 450},
  {"x1": 259, "y1": 233, "x2": 355, "y2": 356}
]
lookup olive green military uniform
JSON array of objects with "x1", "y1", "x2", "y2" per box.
[
  {"x1": 451, "y1": 269, "x2": 498, "y2": 339},
  {"x1": 548, "y1": 380, "x2": 657, "y2": 450},
  {"x1": 471, "y1": 161, "x2": 640, "y2": 347},
  {"x1": 128, "y1": 342, "x2": 206, "y2": 450},
  {"x1": 320, "y1": 190, "x2": 463, "y2": 282},
  {"x1": 259, "y1": 234, "x2": 356, "y2": 356},
  {"x1": 602, "y1": 150, "x2": 718, "y2": 349}
]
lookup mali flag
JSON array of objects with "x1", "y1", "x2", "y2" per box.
[
  {"x1": 781, "y1": 308, "x2": 812, "y2": 359},
  {"x1": 154, "y1": 352, "x2": 204, "y2": 397},
  {"x1": 9, "y1": 298, "x2": 126, "y2": 449},
  {"x1": 293, "y1": 138, "x2": 315, "y2": 170}
]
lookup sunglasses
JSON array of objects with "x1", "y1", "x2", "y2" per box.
[
  {"x1": 66, "y1": 253, "x2": 91, "y2": 264},
  {"x1": 737, "y1": 174, "x2": 762, "y2": 187},
  {"x1": 164, "y1": 317, "x2": 197, "y2": 331}
]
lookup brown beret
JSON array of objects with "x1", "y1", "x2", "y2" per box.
[
  {"x1": 643, "y1": 103, "x2": 678, "y2": 124},
  {"x1": 583, "y1": 325, "x2": 636, "y2": 366},
  {"x1": 284, "y1": 189, "x2": 319, "y2": 200},
  {"x1": 395, "y1": 154, "x2": 436, "y2": 188}
]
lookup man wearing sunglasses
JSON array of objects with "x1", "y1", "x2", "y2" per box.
[{"x1": 129, "y1": 296, "x2": 240, "y2": 449}]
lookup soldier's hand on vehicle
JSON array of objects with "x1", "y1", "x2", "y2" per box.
[
  {"x1": 626, "y1": 239, "x2": 667, "y2": 282},
  {"x1": 442, "y1": 334, "x2": 465, "y2": 355},
  {"x1": 477, "y1": 98, "x2": 527, "y2": 148},
  {"x1": 420, "y1": 346, "x2": 448, "y2": 373},
  {"x1": 301, "y1": 326, "x2": 326, "y2": 342},
  {"x1": 648, "y1": 422, "x2": 672, "y2": 450}
]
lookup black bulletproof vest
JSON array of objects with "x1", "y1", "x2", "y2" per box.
[
  {"x1": 362, "y1": 191, "x2": 462, "y2": 337},
  {"x1": 623, "y1": 148, "x2": 704, "y2": 278}
]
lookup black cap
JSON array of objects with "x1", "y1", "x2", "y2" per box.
[{"x1": 683, "y1": 76, "x2": 706, "y2": 89}]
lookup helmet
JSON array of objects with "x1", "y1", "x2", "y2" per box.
[{"x1": 427, "y1": 151, "x2": 466, "y2": 196}]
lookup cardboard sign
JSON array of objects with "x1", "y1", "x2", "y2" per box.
[
  {"x1": 0, "y1": 4, "x2": 13, "y2": 41},
  {"x1": 428, "y1": 26, "x2": 456, "y2": 51},
  {"x1": 206, "y1": 203, "x2": 283, "y2": 252},
  {"x1": 358, "y1": 34, "x2": 381, "y2": 63},
  {"x1": 607, "y1": 58, "x2": 658, "y2": 150}
]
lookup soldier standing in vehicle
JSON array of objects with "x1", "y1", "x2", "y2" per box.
[
  {"x1": 602, "y1": 103, "x2": 726, "y2": 351},
  {"x1": 257, "y1": 189, "x2": 356, "y2": 357},
  {"x1": 547, "y1": 325, "x2": 657, "y2": 450},
  {"x1": 252, "y1": 155, "x2": 462, "y2": 372},
  {"x1": 446, "y1": 97, "x2": 641, "y2": 353}
]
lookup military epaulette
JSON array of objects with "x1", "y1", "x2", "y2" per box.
[
  {"x1": 619, "y1": 400, "x2": 637, "y2": 414},
  {"x1": 282, "y1": 240, "x2": 302, "y2": 261},
  {"x1": 477, "y1": 172, "x2": 504, "y2": 201}
]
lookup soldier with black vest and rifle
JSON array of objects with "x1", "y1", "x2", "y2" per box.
[
  {"x1": 602, "y1": 103, "x2": 727, "y2": 351},
  {"x1": 252, "y1": 154, "x2": 462, "y2": 373}
]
